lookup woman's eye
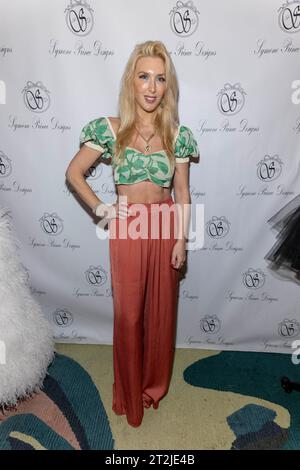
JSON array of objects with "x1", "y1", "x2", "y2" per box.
[{"x1": 139, "y1": 75, "x2": 165, "y2": 82}]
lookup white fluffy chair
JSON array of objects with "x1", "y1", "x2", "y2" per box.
[{"x1": 0, "y1": 207, "x2": 54, "y2": 408}]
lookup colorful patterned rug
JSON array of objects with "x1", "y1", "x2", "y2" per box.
[
  {"x1": 0, "y1": 353, "x2": 114, "y2": 450},
  {"x1": 184, "y1": 351, "x2": 298, "y2": 450},
  {"x1": 0, "y1": 346, "x2": 298, "y2": 450}
]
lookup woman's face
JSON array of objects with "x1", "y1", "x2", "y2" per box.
[{"x1": 133, "y1": 56, "x2": 166, "y2": 114}]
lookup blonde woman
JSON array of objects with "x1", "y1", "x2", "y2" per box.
[{"x1": 66, "y1": 40, "x2": 199, "y2": 427}]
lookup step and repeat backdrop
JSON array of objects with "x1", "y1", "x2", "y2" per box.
[{"x1": 1, "y1": 0, "x2": 300, "y2": 353}]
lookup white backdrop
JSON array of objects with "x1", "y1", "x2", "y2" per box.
[{"x1": 1, "y1": 0, "x2": 300, "y2": 353}]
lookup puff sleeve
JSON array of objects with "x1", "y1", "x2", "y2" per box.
[
  {"x1": 174, "y1": 125, "x2": 199, "y2": 163},
  {"x1": 79, "y1": 116, "x2": 113, "y2": 159}
]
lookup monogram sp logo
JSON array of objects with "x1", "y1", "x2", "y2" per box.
[
  {"x1": 278, "y1": 1, "x2": 300, "y2": 33},
  {"x1": 39, "y1": 213, "x2": 64, "y2": 236},
  {"x1": 206, "y1": 216, "x2": 230, "y2": 239},
  {"x1": 53, "y1": 309, "x2": 73, "y2": 327},
  {"x1": 217, "y1": 83, "x2": 246, "y2": 116},
  {"x1": 85, "y1": 265, "x2": 107, "y2": 286},
  {"x1": 0, "y1": 152, "x2": 12, "y2": 178},
  {"x1": 278, "y1": 319, "x2": 300, "y2": 337},
  {"x1": 243, "y1": 268, "x2": 266, "y2": 289},
  {"x1": 169, "y1": 0, "x2": 200, "y2": 37},
  {"x1": 22, "y1": 81, "x2": 50, "y2": 113},
  {"x1": 65, "y1": 0, "x2": 94, "y2": 36},
  {"x1": 200, "y1": 315, "x2": 221, "y2": 334},
  {"x1": 256, "y1": 155, "x2": 283, "y2": 182}
]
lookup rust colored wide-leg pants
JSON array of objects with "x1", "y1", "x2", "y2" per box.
[{"x1": 108, "y1": 196, "x2": 180, "y2": 427}]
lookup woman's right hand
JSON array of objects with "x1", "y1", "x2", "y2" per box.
[{"x1": 97, "y1": 201, "x2": 132, "y2": 220}]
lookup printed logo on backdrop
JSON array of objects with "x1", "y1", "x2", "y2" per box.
[
  {"x1": 227, "y1": 268, "x2": 279, "y2": 303},
  {"x1": 206, "y1": 216, "x2": 230, "y2": 239},
  {"x1": 197, "y1": 84, "x2": 259, "y2": 137},
  {"x1": 257, "y1": 155, "x2": 283, "y2": 182},
  {"x1": 48, "y1": 1, "x2": 114, "y2": 59},
  {"x1": 181, "y1": 283, "x2": 200, "y2": 301},
  {"x1": 168, "y1": 2, "x2": 216, "y2": 59},
  {"x1": 186, "y1": 316, "x2": 235, "y2": 347},
  {"x1": 278, "y1": 319, "x2": 300, "y2": 337},
  {"x1": 243, "y1": 268, "x2": 266, "y2": 289},
  {"x1": 237, "y1": 158, "x2": 293, "y2": 200},
  {"x1": 217, "y1": 83, "x2": 246, "y2": 116},
  {"x1": 169, "y1": 1, "x2": 200, "y2": 37},
  {"x1": 200, "y1": 215, "x2": 243, "y2": 254},
  {"x1": 72, "y1": 265, "x2": 111, "y2": 298},
  {"x1": 39, "y1": 213, "x2": 64, "y2": 236},
  {"x1": 53, "y1": 308, "x2": 74, "y2": 327},
  {"x1": 190, "y1": 187, "x2": 205, "y2": 200},
  {"x1": 0, "y1": 152, "x2": 12, "y2": 178},
  {"x1": 30, "y1": 212, "x2": 81, "y2": 250},
  {"x1": 53, "y1": 308, "x2": 87, "y2": 342},
  {"x1": 278, "y1": 1, "x2": 300, "y2": 33},
  {"x1": 85, "y1": 265, "x2": 107, "y2": 286},
  {"x1": 254, "y1": 2, "x2": 300, "y2": 58},
  {"x1": 22, "y1": 81, "x2": 51, "y2": 113},
  {"x1": 0, "y1": 47, "x2": 13, "y2": 58},
  {"x1": 0, "y1": 151, "x2": 33, "y2": 195},
  {"x1": 65, "y1": 162, "x2": 107, "y2": 198},
  {"x1": 84, "y1": 163, "x2": 102, "y2": 181},
  {"x1": 9, "y1": 81, "x2": 70, "y2": 133},
  {"x1": 200, "y1": 315, "x2": 221, "y2": 334},
  {"x1": 65, "y1": 0, "x2": 94, "y2": 36}
]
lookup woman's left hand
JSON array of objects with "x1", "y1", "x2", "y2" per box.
[{"x1": 170, "y1": 240, "x2": 186, "y2": 270}]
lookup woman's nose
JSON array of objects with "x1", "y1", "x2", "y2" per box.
[{"x1": 148, "y1": 79, "x2": 156, "y2": 93}]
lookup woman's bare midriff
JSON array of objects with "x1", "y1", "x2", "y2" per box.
[{"x1": 116, "y1": 180, "x2": 171, "y2": 204}]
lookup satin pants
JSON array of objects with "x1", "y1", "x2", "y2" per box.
[{"x1": 108, "y1": 196, "x2": 180, "y2": 427}]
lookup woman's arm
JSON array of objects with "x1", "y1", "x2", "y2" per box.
[
  {"x1": 173, "y1": 161, "x2": 191, "y2": 244},
  {"x1": 65, "y1": 144, "x2": 104, "y2": 212},
  {"x1": 170, "y1": 161, "x2": 191, "y2": 269}
]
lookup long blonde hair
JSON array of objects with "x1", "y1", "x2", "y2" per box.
[{"x1": 113, "y1": 40, "x2": 179, "y2": 171}]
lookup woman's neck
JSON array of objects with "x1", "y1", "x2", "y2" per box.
[{"x1": 135, "y1": 109, "x2": 158, "y2": 128}]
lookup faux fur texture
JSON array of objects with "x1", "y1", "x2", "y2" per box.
[{"x1": 0, "y1": 207, "x2": 55, "y2": 407}]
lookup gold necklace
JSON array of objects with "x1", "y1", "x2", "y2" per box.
[{"x1": 134, "y1": 124, "x2": 157, "y2": 154}]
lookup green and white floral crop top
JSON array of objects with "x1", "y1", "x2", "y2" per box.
[{"x1": 79, "y1": 116, "x2": 199, "y2": 188}]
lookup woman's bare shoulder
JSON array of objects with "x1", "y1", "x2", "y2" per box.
[
  {"x1": 173, "y1": 124, "x2": 180, "y2": 140},
  {"x1": 108, "y1": 116, "x2": 120, "y2": 136}
]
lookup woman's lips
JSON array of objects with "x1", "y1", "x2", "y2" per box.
[{"x1": 144, "y1": 96, "x2": 156, "y2": 103}]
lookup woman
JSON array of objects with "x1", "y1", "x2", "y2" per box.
[{"x1": 66, "y1": 40, "x2": 199, "y2": 427}]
